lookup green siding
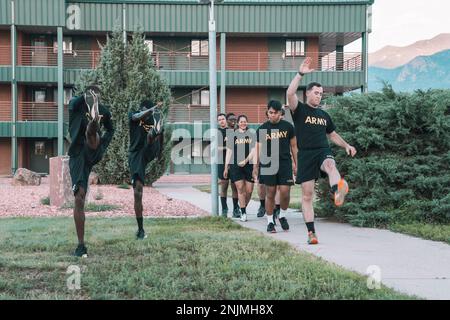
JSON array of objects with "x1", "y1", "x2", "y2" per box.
[
  {"x1": 1, "y1": 1, "x2": 369, "y2": 34},
  {"x1": 226, "y1": 71, "x2": 364, "y2": 88},
  {"x1": 0, "y1": 122, "x2": 11, "y2": 137},
  {"x1": 64, "y1": 69, "x2": 83, "y2": 84},
  {"x1": 161, "y1": 70, "x2": 364, "y2": 88},
  {"x1": 126, "y1": 4, "x2": 207, "y2": 32},
  {"x1": 16, "y1": 66, "x2": 57, "y2": 83},
  {"x1": 69, "y1": 2, "x2": 123, "y2": 31},
  {"x1": 160, "y1": 71, "x2": 210, "y2": 87},
  {"x1": 0, "y1": 66, "x2": 12, "y2": 82},
  {"x1": 14, "y1": 0, "x2": 65, "y2": 26},
  {"x1": 60, "y1": 3, "x2": 366, "y2": 33},
  {"x1": 0, "y1": 122, "x2": 69, "y2": 137},
  {"x1": 16, "y1": 122, "x2": 58, "y2": 138},
  {"x1": 219, "y1": 5, "x2": 366, "y2": 33},
  {"x1": 7, "y1": 68, "x2": 362, "y2": 88},
  {"x1": 0, "y1": 0, "x2": 11, "y2": 25},
  {"x1": 1, "y1": 120, "x2": 269, "y2": 139},
  {"x1": 68, "y1": 1, "x2": 373, "y2": 4},
  {"x1": 125, "y1": 4, "x2": 366, "y2": 33}
]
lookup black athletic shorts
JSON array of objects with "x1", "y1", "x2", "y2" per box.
[
  {"x1": 259, "y1": 159, "x2": 294, "y2": 186},
  {"x1": 129, "y1": 141, "x2": 161, "y2": 188},
  {"x1": 296, "y1": 147, "x2": 334, "y2": 184},
  {"x1": 69, "y1": 139, "x2": 109, "y2": 195},
  {"x1": 230, "y1": 163, "x2": 254, "y2": 183},
  {"x1": 257, "y1": 165, "x2": 263, "y2": 184},
  {"x1": 218, "y1": 163, "x2": 229, "y2": 180}
]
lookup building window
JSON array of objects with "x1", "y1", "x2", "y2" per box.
[
  {"x1": 35, "y1": 142, "x2": 45, "y2": 156},
  {"x1": 286, "y1": 40, "x2": 305, "y2": 57},
  {"x1": 34, "y1": 90, "x2": 46, "y2": 103},
  {"x1": 191, "y1": 89, "x2": 209, "y2": 106},
  {"x1": 53, "y1": 37, "x2": 73, "y2": 54},
  {"x1": 191, "y1": 40, "x2": 208, "y2": 56},
  {"x1": 145, "y1": 40, "x2": 153, "y2": 53}
]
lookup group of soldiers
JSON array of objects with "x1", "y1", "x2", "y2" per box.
[
  {"x1": 67, "y1": 57, "x2": 356, "y2": 257},
  {"x1": 216, "y1": 57, "x2": 356, "y2": 244}
]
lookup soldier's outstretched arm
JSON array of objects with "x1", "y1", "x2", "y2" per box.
[
  {"x1": 286, "y1": 57, "x2": 314, "y2": 113},
  {"x1": 131, "y1": 101, "x2": 163, "y2": 122}
]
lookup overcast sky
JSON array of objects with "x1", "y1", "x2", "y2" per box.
[{"x1": 346, "y1": 0, "x2": 450, "y2": 53}]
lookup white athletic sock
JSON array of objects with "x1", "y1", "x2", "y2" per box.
[
  {"x1": 279, "y1": 209, "x2": 287, "y2": 218},
  {"x1": 267, "y1": 215, "x2": 274, "y2": 225}
]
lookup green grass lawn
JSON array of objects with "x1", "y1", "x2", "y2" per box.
[
  {"x1": 194, "y1": 184, "x2": 303, "y2": 209},
  {"x1": 0, "y1": 217, "x2": 413, "y2": 299},
  {"x1": 389, "y1": 223, "x2": 450, "y2": 245}
]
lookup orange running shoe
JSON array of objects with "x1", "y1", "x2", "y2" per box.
[
  {"x1": 334, "y1": 178, "x2": 349, "y2": 207},
  {"x1": 307, "y1": 231, "x2": 318, "y2": 245}
]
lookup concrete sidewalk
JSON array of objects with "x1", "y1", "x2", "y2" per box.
[{"x1": 154, "y1": 183, "x2": 450, "y2": 300}]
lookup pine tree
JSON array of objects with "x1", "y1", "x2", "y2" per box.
[{"x1": 75, "y1": 27, "x2": 173, "y2": 185}]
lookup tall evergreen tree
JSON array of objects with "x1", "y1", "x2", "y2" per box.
[{"x1": 75, "y1": 27, "x2": 172, "y2": 185}]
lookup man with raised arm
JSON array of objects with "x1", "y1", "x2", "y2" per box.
[{"x1": 286, "y1": 57, "x2": 356, "y2": 245}]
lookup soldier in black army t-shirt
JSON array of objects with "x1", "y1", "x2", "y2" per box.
[
  {"x1": 254, "y1": 100, "x2": 298, "y2": 234},
  {"x1": 223, "y1": 115, "x2": 256, "y2": 222},
  {"x1": 287, "y1": 57, "x2": 357, "y2": 245},
  {"x1": 68, "y1": 85, "x2": 114, "y2": 257},
  {"x1": 217, "y1": 113, "x2": 230, "y2": 217},
  {"x1": 128, "y1": 100, "x2": 164, "y2": 240}
]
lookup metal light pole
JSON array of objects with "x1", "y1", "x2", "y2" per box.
[{"x1": 199, "y1": 0, "x2": 220, "y2": 216}]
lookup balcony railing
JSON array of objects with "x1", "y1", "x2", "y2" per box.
[
  {"x1": 18, "y1": 46, "x2": 57, "y2": 66},
  {"x1": 3, "y1": 46, "x2": 361, "y2": 72},
  {"x1": 17, "y1": 46, "x2": 101, "y2": 68},
  {"x1": 154, "y1": 51, "x2": 362, "y2": 72},
  {"x1": 0, "y1": 46, "x2": 11, "y2": 65},
  {"x1": 63, "y1": 50, "x2": 101, "y2": 69},
  {"x1": 225, "y1": 104, "x2": 268, "y2": 124},
  {"x1": 18, "y1": 102, "x2": 68, "y2": 122},
  {"x1": 2, "y1": 101, "x2": 266, "y2": 124},
  {"x1": 168, "y1": 104, "x2": 215, "y2": 123},
  {"x1": 0, "y1": 101, "x2": 12, "y2": 121},
  {"x1": 168, "y1": 104, "x2": 267, "y2": 124},
  {"x1": 1, "y1": 101, "x2": 68, "y2": 122}
]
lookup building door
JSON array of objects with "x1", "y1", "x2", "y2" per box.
[
  {"x1": 29, "y1": 139, "x2": 54, "y2": 174},
  {"x1": 31, "y1": 38, "x2": 48, "y2": 66}
]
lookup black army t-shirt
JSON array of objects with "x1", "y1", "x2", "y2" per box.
[
  {"x1": 256, "y1": 120, "x2": 295, "y2": 165},
  {"x1": 129, "y1": 111, "x2": 154, "y2": 152},
  {"x1": 229, "y1": 128, "x2": 256, "y2": 165},
  {"x1": 68, "y1": 95, "x2": 113, "y2": 156},
  {"x1": 291, "y1": 101, "x2": 336, "y2": 150},
  {"x1": 218, "y1": 127, "x2": 228, "y2": 165}
]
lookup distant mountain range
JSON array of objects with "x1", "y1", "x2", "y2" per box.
[
  {"x1": 368, "y1": 49, "x2": 450, "y2": 92},
  {"x1": 369, "y1": 33, "x2": 450, "y2": 69},
  {"x1": 367, "y1": 34, "x2": 450, "y2": 92}
]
